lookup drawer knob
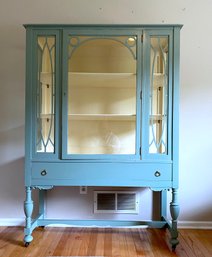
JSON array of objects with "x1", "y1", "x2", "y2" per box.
[
  {"x1": 41, "y1": 170, "x2": 47, "y2": 176},
  {"x1": 154, "y1": 171, "x2": 161, "y2": 177}
]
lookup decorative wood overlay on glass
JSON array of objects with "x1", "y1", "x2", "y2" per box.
[
  {"x1": 36, "y1": 36, "x2": 55, "y2": 153},
  {"x1": 149, "y1": 37, "x2": 168, "y2": 154},
  {"x1": 67, "y1": 36, "x2": 137, "y2": 154}
]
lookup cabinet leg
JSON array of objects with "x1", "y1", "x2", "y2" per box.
[
  {"x1": 160, "y1": 190, "x2": 167, "y2": 220},
  {"x1": 169, "y1": 188, "x2": 180, "y2": 250},
  {"x1": 24, "y1": 187, "x2": 33, "y2": 244}
]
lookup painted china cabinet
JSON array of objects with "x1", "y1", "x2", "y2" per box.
[{"x1": 24, "y1": 24, "x2": 182, "y2": 249}]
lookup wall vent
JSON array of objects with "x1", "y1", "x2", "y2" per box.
[{"x1": 94, "y1": 191, "x2": 139, "y2": 214}]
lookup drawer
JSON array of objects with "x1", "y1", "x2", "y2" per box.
[{"x1": 31, "y1": 162, "x2": 172, "y2": 187}]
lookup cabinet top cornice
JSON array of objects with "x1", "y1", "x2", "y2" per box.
[{"x1": 23, "y1": 24, "x2": 183, "y2": 29}]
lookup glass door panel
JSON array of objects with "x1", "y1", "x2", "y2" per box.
[
  {"x1": 67, "y1": 36, "x2": 137, "y2": 155},
  {"x1": 149, "y1": 37, "x2": 168, "y2": 154},
  {"x1": 36, "y1": 36, "x2": 55, "y2": 153}
]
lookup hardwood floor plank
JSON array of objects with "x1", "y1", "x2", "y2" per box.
[
  {"x1": 51, "y1": 227, "x2": 70, "y2": 256},
  {"x1": 195, "y1": 230, "x2": 212, "y2": 256},
  {"x1": 95, "y1": 228, "x2": 105, "y2": 256},
  {"x1": 189, "y1": 230, "x2": 211, "y2": 257},
  {"x1": 0, "y1": 227, "x2": 211, "y2": 257},
  {"x1": 130, "y1": 228, "x2": 146, "y2": 256},
  {"x1": 38, "y1": 227, "x2": 65, "y2": 257},
  {"x1": 77, "y1": 227, "x2": 91, "y2": 256},
  {"x1": 139, "y1": 229, "x2": 154, "y2": 257},
  {"x1": 104, "y1": 228, "x2": 113, "y2": 257},
  {"x1": 0, "y1": 227, "x2": 22, "y2": 257},
  {"x1": 180, "y1": 229, "x2": 212, "y2": 257},
  {"x1": 32, "y1": 227, "x2": 52, "y2": 257},
  {"x1": 86, "y1": 228, "x2": 98, "y2": 256},
  {"x1": 118, "y1": 228, "x2": 129, "y2": 257},
  {"x1": 123, "y1": 228, "x2": 138, "y2": 257},
  {"x1": 113, "y1": 228, "x2": 123, "y2": 257},
  {"x1": 69, "y1": 227, "x2": 85, "y2": 256}
]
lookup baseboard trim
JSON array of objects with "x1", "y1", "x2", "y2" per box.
[
  {"x1": 178, "y1": 221, "x2": 212, "y2": 229},
  {"x1": 0, "y1": 218, "x2": 25, "y2": 226},
  {"x1": 0, "y1": 219, "x2": 211, "y2": 229}
]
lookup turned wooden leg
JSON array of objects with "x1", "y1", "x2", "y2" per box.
[
  {"x1": 24, "y1": 187, "x2": 33, "y2": 246},
  {"x1": 170, "y1": 188, "x2": 180, "y2": 250}
]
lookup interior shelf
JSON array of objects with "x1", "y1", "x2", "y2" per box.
[
  {"x1": 39, "y1": 114, "x2": 54, "y2": 119},
  {"x1": 68, "y1": 72, "x2": 136, "y2": 88},
  {"x1": 40, "y1": 72, "x2": 164, "y2": 89},
  {"x1": 153, "y1": 73, "x2": 165, "y2": 89},
  {"x1": 38, "y1": 113, "x2": 166, "y2": 122},
  {"x1": 150, "y1": 114, "x2": 166, "y2": 121},
  {"x1": 68, "y1": 114, "x2": 136, "y2": 121},
  {"x1": 69, "y1": 72, "x2": 136, "y2": 88},
  {"x1": 40, "y1": 72, "x2": 135, "y2": 88},
  {"x1": 40, "y1": 72, "x2": 54, "y2": 85}
]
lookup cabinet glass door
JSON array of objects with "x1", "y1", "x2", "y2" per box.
[
  {"x1": 36, "y1": 36, "x2": 55, "y2": 153},
  {"x1": 67, "y1": 36, "x2": 137, "y2": 155},
  {"x1": 149, "y1": 36, "x2": 169, "y2": 154}
]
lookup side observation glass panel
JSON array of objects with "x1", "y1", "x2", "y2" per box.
[
  {"x1": 36, "y1": 36, "x2": 55, "y2": 153},
  {"x1": 149, "y1": 37, "x2": 168, "y2": 154}
]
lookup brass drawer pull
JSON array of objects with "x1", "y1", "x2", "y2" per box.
[
  {"x1": 154, "y1": 171, "x2": 161, "y2": 177},
  {"x1": 41, "y1": 170, "x2": 47, "y2": 176}
]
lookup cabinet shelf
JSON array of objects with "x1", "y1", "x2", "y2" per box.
[
  {"x1": 68, "y1": 114, "x2": 136, "y2": 121},
  {"x1": 40, "y1": 72, "x2": 136, "y2": 88},
  {"x1": 40, "y1": 72, "x2": 164, "y2": 89},
  {"x1": 150, "y1": 114, "x2": 167, "y2": 122},
  {"x1": 38, "y1": 113, "x2": 166, "y2": 122},
  {"x1": 69, "y1": 72, "x2": 136, "y2": 88},
  {"x1": 39, "y1": 114, "x2": 54, "y2": 118},
  {"x1": 40, "y1": 72, "x2": 54, "y2": 85},
  {"x1": 153, "y1": 73, "x2": 165, "y2": 89}
]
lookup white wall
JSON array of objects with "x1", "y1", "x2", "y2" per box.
[{"x1": 0, "y1": 0, "x2": 212, "y2": 226}]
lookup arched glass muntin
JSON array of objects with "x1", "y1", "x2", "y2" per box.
[
  {"x1": 68, "y1": 36, "x2": 137, "y2": 60},
  {"x1": 36, "y1": 36, "x2": 55, "y2": 153},
  {"x1": 149, "y1": 36, "x2": 169, "y2": 155},
  {"x1": 66, "y1": 35, "x2": 138, "y2": 157}
]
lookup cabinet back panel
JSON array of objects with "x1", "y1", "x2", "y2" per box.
[
  {"x1": 68, "y1": 120, "x2": 135, "y2": 154},
  {"x1": 69, "y1": 37, "x2": 136, "y2": 73}
]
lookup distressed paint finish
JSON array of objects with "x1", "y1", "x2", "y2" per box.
[{"x1": 24, "y1": 24, "x2": 182, "y2": 250}]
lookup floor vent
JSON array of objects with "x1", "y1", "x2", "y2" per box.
[{"x1": 94, "y1": 191, "x2": 139, "y2": 214}]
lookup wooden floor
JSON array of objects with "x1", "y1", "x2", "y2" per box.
[{"x1": 0, "y1": 226, "x2": 211, "y2": 257}]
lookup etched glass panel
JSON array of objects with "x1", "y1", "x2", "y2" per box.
[
  {"x1": 67, "y1": 36, "x2": 137, "y2": 154},
  {"x1": 36, "y1": 36, "x2": 55, "y2": 153},
  {"x1": 149, "y1": 37, "x2": 168, "y2": 154}
]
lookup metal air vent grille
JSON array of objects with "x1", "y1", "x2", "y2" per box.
[{"x1": 94, "y1": 191, "x2": 139, "y2": 214}]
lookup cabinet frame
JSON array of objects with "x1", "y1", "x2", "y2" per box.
[{"x1": 24, "y1": 24, "x2": 182, "y2": 250}]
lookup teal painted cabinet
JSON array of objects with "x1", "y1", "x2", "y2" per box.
[{"x1": 24, "y1": 24, "x2": 182, "y2": 249}]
